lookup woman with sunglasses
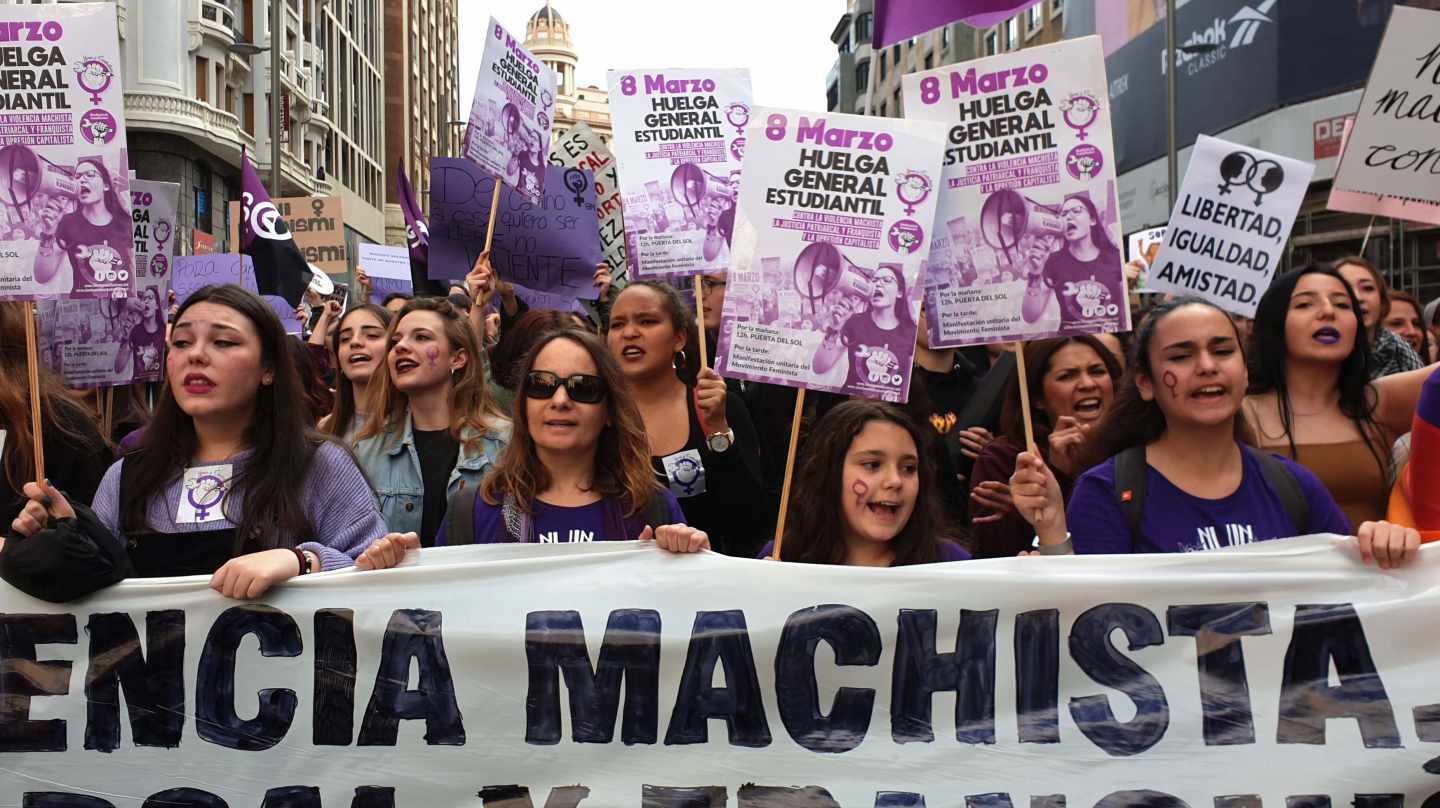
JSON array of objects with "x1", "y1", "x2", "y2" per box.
[{"x1": 421, "y1": 329, "x2": 692, "y2": 546}]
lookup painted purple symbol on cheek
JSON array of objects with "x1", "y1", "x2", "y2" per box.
[
  {"x1": 425, "y1": 347, "x2": 439, "y2": 369},
  {"x1": 852, "y1": 479, "x2": 870, "y2": 510}
]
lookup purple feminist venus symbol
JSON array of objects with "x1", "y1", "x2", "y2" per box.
[
  {"x1": 1062, "y1": 92, "x2": 1100, "y2": 141},
  {"x1": 895, "y1": 171, "x2": 932, "y2": 216},
  {"x1": 187, "y1": 474, "x2": 226, "y2": 522},
  {"x1": 73, "y1": 58, "x2": 116, "y2": 105},
  {"x1": 725, "y1": 103, "x2": 751, "y2": 136}
]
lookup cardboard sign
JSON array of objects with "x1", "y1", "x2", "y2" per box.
[
  {"x1": 357, "y1": 242, "x2": 412, "y2": 305},
  {"x1": 903, "y1": 37, "x2": 1129, "y2": 348},
  {"x1": 1328, "y1": 115, "x2": 1440, "y2": 226},
  {"x1": 226, "y1": 195, "x2": 347, "y2": 276},
  {"x1": 548, "y1": 122, "x2": 628, "y2": 288},
  {"x1": 0, "y1": 3, "x2": 133, "y2": 301},
  {"x1": 428, "y1": 158, "x2": 601, "y2": 299},
  {"x1": 606, "y1": 68, "x2": 753, "y2": 278},
  {"x1": 714, "y1": 108, "x2": 947, "y2": 403},
  {"x1": 1333, "y1": 5, "x2": 1440, "y2": 204},
  {"x1": 463, "y1": 16, "x2": 556, "y2": 202}
]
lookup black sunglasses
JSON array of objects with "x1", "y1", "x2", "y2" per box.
[{"x1": 524, "y1": 371, "x2": 607, "y2": 404}]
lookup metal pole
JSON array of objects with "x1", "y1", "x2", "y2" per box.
[
  {"x1": 270, "y1": 0, "x2": 282, "y2": 196},
  {"x1": 1165, "y1": 0, "x2": 1177, "y2": 210}
]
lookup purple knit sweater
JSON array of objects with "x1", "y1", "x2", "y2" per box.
[{"x1": 90, "y1": 442, "x2": 385, "y2": 571}]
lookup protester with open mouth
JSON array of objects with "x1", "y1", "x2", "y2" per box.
[
  {"x1": 1010, "y1": 296, "x2": 1420, "y2": 567},
  {"x1": 1335, "y1": 256, "x2": 1424, "y2": 379},
  {"x1": 657, "y1": 400, "x2": 968, "y2": 565},
  {"x1": 967, "y1": 335, "x2": 1121, "y2": 558},
  {"x1": 605, "y1": 281, "x2": 768, "y2": 557},
  {"x1": 353, "y1": 297, "x2": 510, "y2": 547},
  {"x1": 320, "y1": 303, "x2": 392, "y2": 443},
  {"x1": 2, "y1": 285, "x2": 387, "y2": 602},
  {"x1": 1020, "y1": 191, "x2": 1124, "y2": 332},
  {"x1": 836, "y1": 263, "x2": 917, "y2": 393},
  {"x1": 1244, "y1": 266, "x2": 1438, "y2": 526}
]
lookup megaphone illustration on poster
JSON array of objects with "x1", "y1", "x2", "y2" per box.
[
  {"x1": 670, "y1": 163, "x2": 739, "y2": 261},
  {"x1": 0, "y1": 144, "x2": 78, "y2": 209},
  {"x1": 791, "y1": 241, "x2": 874, "y2": 315},
  {"x1": 979, "y1": 188, "x2": 1064, "y2": 263}
]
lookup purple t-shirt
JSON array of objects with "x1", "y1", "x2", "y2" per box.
[
  {"x1": 756, "y1": 539, "x2": 972, "y2": 563},
  {"x1": 436, "y1": 490, "x2": 687, "y2": 545},
  {"x1": 841, "y1": 312, "x2": 912, "y2": 397},
  {"x1": 1068, "y1": 449, "x2": 1352, "y2": 554},
  {"x1": 56, "y1": 210, "x2": 131, "y2": 295},
  {"x1": 1042, "y1": 245, "x2": 1125, "y2": 330}
]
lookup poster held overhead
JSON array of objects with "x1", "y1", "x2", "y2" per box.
[
  {"x1": 357, "y1": 243, "x2": 412, "y2": 305},
  {"x1": 903, "y1": 37, "x2": 1129, "y2": 349},
  {"x1": 1332, "y1": 5, "x2": 1440, "y2": 205},
  {"x1": 714, "y1": 108, "x2": 947, "y2": 405},
  {"x1": 606, "y1": 69, "x2": 752, "y2": 279},
  {"x1": 0, "y1": 2, "x2": 133, "y2": 303},
  {"x1": 1126, "y1": 226, "x2": 1165, "y2": 294},
  {"x1": 1144, "y1": 135, "x2": 1314, "y2": 317},
  {"x1": 463, "y1": 17, "x2": 556, "y2": 203},
  {"x1": 549, "y1": 123, "x2": 629, "y2": 290},
  {"x1": 1327, "y1": 116, "x2": 1440, "y2": 226}
]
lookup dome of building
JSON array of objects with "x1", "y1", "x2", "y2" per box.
[{"x1": 529, "y1": 4, "x2": 564, "y2": 27}]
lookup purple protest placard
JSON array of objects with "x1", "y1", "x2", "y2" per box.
[
  {"x1": 714, "y1": 109, "x2": 948, "y2": 404},
  {"x1": 463, "y1": 17, "x2": 556, "y2": 202},
  {"x1": 171, "y1": 254, "x2": 301, "y2": 334},
  {"x1": 428, "y1": 159, "x2": 601, "y2": 300},
  {"x1": 0, "y1": 3, "x2": 134, "y2": 301}
]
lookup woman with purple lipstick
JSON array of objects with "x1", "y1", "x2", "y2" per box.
[{"x1": 1245, "y1": 266, "x2": 1439, "y2": 526}]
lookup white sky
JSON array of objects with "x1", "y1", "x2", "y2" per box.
[{"x1": 457, "y1": 1, "x2": 842, "y2": 119}]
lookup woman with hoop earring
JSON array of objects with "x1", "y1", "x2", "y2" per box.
[{"x1": 606, "y1": 281, "x2": 769, "y2": 557}]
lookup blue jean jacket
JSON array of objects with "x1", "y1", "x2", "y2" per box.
[{"x1": 353, "y1": 413, "x2": 511, "y2": 535}]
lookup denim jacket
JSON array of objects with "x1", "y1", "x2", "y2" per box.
[{"x1": 353, "y1": 412, "x2": 511, "y2": 535}]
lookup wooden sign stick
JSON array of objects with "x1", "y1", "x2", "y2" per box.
[
  {"x1": 769, "y1": 388, "x2": 806, "y2": 560},
  {"x1": 22, "y1": 301, "x2": 46, "y2": 482},
  {"x1": 693, "y1": 276, "x2": 709, "y2": 368}
]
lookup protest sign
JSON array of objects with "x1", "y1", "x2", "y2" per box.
[
  {"x1": 714, "y1": 109, "x2": 946, "y2": 403},
  {"x1": 226, "y1": 195, "x2": 347, "y2": 276},
  {"x1": 171, "y1": 254, "x2": 301, "y2": 333},
  {"x1": 549, "y1": 122, "x2": 628, "y2": 288},
  {"x1": 1127, "y1": 225, "x2": 1165, "y2": 294},
  {"x1": 129, "y1": 179, "x2": 178, "y2": 381},
  {"x1": 4, "y1": 538, "x2": 1440, "y2": 804},
  {"x1": 1328, "y1": 115, "x2": 1440, "y2": 226},
  {"x1": 357, "y1": 242, "x2": 412, "y2": 305},
  {"x1": 1146, "y1": 135, "x2": 1314, "y2": 317},
  {"x1": 903, "y1": 37, "x2": 1129, "y2": 348},
  {"x1": 0, "y1": 3, "x2": 133, "y2": 301},
  {"x1": 1332, "y1": 5, "x2": 1440, "y2": 204},
  {"x1": 606, "y1": 68, "x2": 752, "y2": 278},
  {"x1": 463, "y1": 17, "x2": 556, "y2": 202},
  {"x1": 429, "y1": 158, "x2": 601, "y2": 299}
]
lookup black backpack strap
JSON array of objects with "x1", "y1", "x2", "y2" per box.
[
  {"x1": 1112, "y1": 445, "x2": 1148, "y2": 553},
  {"x1": 1247, "y1": 446, "x2": 1311, "y2": 535},
  {"x1": 444, "y1": 484, "x2": 482, "y2": 544}
]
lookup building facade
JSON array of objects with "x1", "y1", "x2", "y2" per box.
[
  {"x1": 42, "y1": 0, "x2": 388, "y2": 267},
  {"x1": 383, "y1": 0, "x2": 460, "y2": 246},
  {"x1": 826, "y1": 0, "x2": 976, "y2": 117},
  {"x1": 524, "y1": 3, "x2": 611, "y2": 143}
]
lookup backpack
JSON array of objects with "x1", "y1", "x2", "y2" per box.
[
  {"x1": 1112, "y1": 444, "x2": 1310, "y2": 551},
  {"x1": 444, "y1": 485, "x2": 673, "y2": 543}
]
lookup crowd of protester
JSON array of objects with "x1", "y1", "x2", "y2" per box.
[{"x1": 1, "y1": 251, "x2": 1435, "y2": 602}]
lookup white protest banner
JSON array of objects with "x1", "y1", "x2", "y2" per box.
[
  {"x1": 715, "y1": 109, "x2": 946, "y2": 403},
  {"x1": 903, "y1": 37, "x2": 1128, "y2": 348},
  {"x1": 1332, "y1": 5, "x2": 1440, "y2": 204},
  {"x1": 549, "y1": 122, "x2": 629, "y2": 289},
  {"x1": 357, "y1": 243, "x2": 411, "y2": 305},
  {"x1": 4, "y1": 539, "x2": 1440, "y2": 804},
  {"x1": 1328, "y1": 115, "x2": 1440, "y2": 226},
  {"x1": 1127, "y1": 225, "x2": 1165, "y2": 294},
  {"x1": 1146, "y1": 135, "x2": 1314, "y2": 317},
  {"x1": 0, "y1": 2, "x2": 133, "y2": 301},
  {"x1": 463, "y1": 17, "x2": 555, "y2": 202},
  {"x1": 606, "y1": 68, "x2": 752, "y2": 278}
]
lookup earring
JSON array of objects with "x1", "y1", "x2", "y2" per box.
[{"x1": 673, "y1": 349, "x2": 689, "y2": 370}]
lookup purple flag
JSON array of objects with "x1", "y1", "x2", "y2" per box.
[
  {"x1": 874, "y1": 0, "x2": 1042, "y2": 49},
  {"x1": 239, "y1": 149, "x2": 313, "y2": 307},
  {"x1": 396, "y1": 165, "x2": 445, "y2": 296}
]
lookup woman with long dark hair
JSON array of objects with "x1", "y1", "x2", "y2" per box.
[
  {"x1": 1010, "y1": 297, "x2": 1421, "y2": 567},
  {"x1": 3, "y1": 284, "x2": 386, "y2": 601},
  {"x1": 0, "y1": 303, "x2": 111, "y2": 531},
  {"x1": 836, "y1": 263, "x2": 917, "y2": 393},
  {"x1": 111, "y1": 286, "x2": 167, "y2": 378},
  {"x1": 1334, "y1": 256, "x2": 1423, "y2": 379},
  {"x1": 967, "y1": 335, "x2": 1120, "y2": 557},
  {"x1": 51, "y1": 156, "x2": 131, "y2": 295},
  {"x1": 353, "y1": 297, "x2": 510, "y2": 546},
  {"x1": 659, "y1": 400, "x2": 968, "y2": 565},
  {"x1": 1021, "y1": 192, "x2": 1125, "y2": 332},
  {"x1": 1245, "y1": 266, "x2": 1437, "y2": 525},
  {"x1": 321, "y1": 303, "x2": 392, "y2": 442},
  {"x1": 605, "y1": 281, "x2": 768, "y2": 556}
]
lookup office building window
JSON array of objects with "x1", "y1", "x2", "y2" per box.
[
  {"x1": 855, "y1": 12, "x2": 872, "y2": 44},
  {"x1": 1029, "y1": 5, "x2": 1043, "y2": 32},
  {"x1": 986, "y1": 30, "x2": 999, "y2": 55},
  {"x1": 856, "y1": 59, "x2": 869, "y2": 90},
  {"x1": 1051, "y1": 0, "x2": 1065, "y2": 17},
  {"x1": 1006, "y1": 17, "x2": 1019, "y2": 50}
]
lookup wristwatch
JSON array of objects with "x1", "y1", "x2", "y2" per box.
[{"x1": 707, "y1": 429, "x2": 734, "y2": 453}]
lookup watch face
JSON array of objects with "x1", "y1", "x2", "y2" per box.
[{"x1": 708, "y1": 433, "x2": 731, "y2": 452}]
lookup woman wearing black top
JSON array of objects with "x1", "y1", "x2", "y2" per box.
[{"x1": 606, "y1": 281, "x2": 768, "y2": 557}]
